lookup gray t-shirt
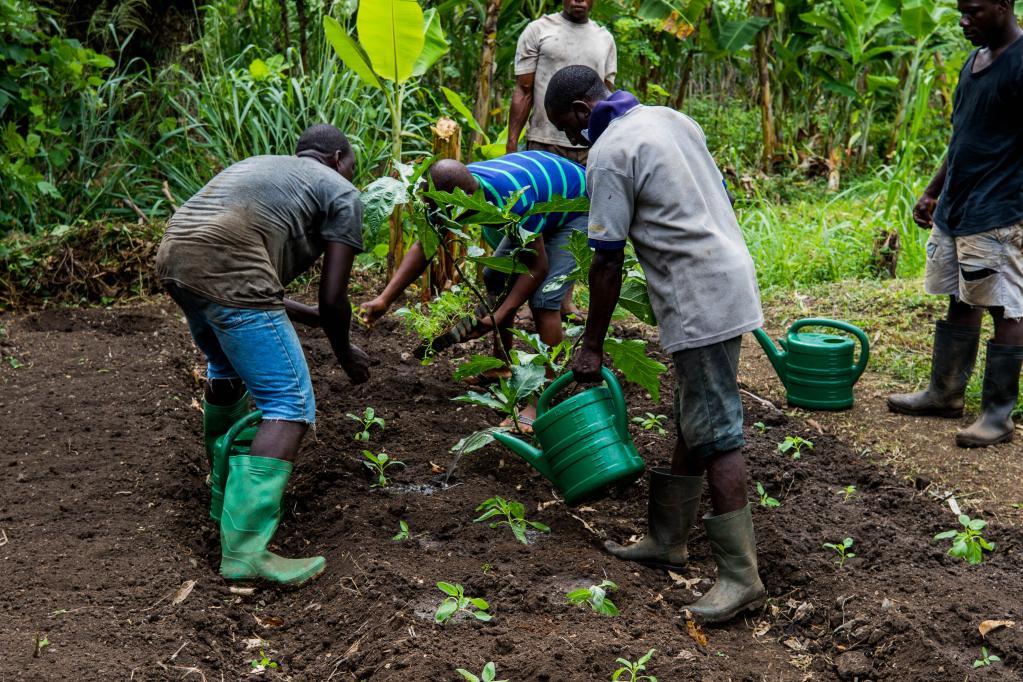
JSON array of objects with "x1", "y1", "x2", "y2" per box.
[
  {"x1": 156, "y1": 155, "x2": 363, "y2": 309},
  {"x1": 514, "y1": 13, "x2": 616, "y2": 149},
  {"x1": 586, "y1": 106, "x2": 763, "y2": 352}
]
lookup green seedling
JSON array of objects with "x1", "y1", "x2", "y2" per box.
[
  {"x1": 631, "y1": 413, "x2": 667, "y2": 435},
  {"x1": 612, "y1": 648, "x2": 657, "y2": 681},
  {"x1": 481, "y1": 562, "x2": 492, "y2": 574},
  {"x1": 973, "y1": 646, "x2": 1001, "y2": 668},
  {"x1": 934, "y1": 514, "x2": 995, "y2": 565},
  {"x1": 361, "y1": 450, "x2": 404, "y2": 488},
  {"x1": 778, "y1": 435, "x2": 814, "y2": 460},
  {"x1": 456, "y1": 662, "x2": 507, "y2": 682},
  {"x1": 346, "y1": 406, "x2": 385, "y2": 442},
  {"x1": 566, "y1": 580, "x2": 620, "y2": 616},
  {"x1": 755, "y1": 482, "x2": 780, "y2": 508},
  {"x1": 434, "y1": 582, "x2": 492, "y2": 624},
  {"x1": 753, "y1": 421, "x2": 767, "y2": 433},
  {"x1": 392, "y1": 520, "x2": 410, "y2": 541},
  {"x1": 7, "y1": 356, "x2": 22, "y2": 369},
  {"x1": 836, "y1": 485, "x2": 856, "y2": 502},
  {"x1": 822, "y1": 537, "x2": 855, "y2": 567},
  {"x1": 474, "y1": 496, "x2": 550, "y2": 545},
  {"x1": 250, "y1": 650, "x2": 279, "y2": 671}
]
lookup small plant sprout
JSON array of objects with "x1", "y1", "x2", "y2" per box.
[
  {"x1": 456, "y1": 662, "x2": 508, "y2": 682},
  {"x1": 934, "y1": 514, "x2": 995, "y2": 565},
  {"x1": 392, "y1": 520, "x2": 410, "y2": 541},
  {"x1": 346, "y1": 406, "x2": 385, "y2": 442},
  {"x1": 753, "y1": 421, "x2": 767, "y2": 433},
  {"x1": 755, "y1": 482, "x2": 780, "y2": 508},
  {"x1": 250, "y1": 650, "x2": 279, "y2": 671},
  {"x1": 778, "y1": 435, "x2": 814, "y2": 460},
  {"x1": 631, "y1": 413, "x2": 667, "y2": 435},
  {"x1": 822, "y1": 537, "x2": 855, "y2": 567},
  {"x1": 434, "y1": 582, "x2": 492, "y2": 624},
  {"x1": 612, "y1": 649, "x2": 657, "y2": 682},
  {"x1": 836, "y1": 485, "x2": 856, "y2": 502},
  {"x1": 973, "y1": 646, "x2": 1001, "y2": 668},
  {"x1": 361, "y1": 450, "x2": 404, "y2": 488},
  {"x1": 566, "y1": 580, "x2": 620, "y2": 616},
  {"x1": 474, "y1": 496, "x2": 551, "y2": 545}
]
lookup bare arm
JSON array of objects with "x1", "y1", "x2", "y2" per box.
[
  {"x1": 571, "y1": 248, "x2": 625, "y2": 383},
  {"x1": 913, "y1": 157, "x2": 948, "y2": 228},
  {"x1": 507, "y1": 72, "x2": 534, "y2": 154},
  {"x1": 491, "y1": 236, "x2": 549, "y2": 324},
  {"x1": 320, "y1": 241, "x2": 370, "y2": 383},
  {"x1": 358, "y1": 241, "x2": 430, "y2": 324}
]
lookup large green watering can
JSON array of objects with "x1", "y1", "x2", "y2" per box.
[
  {"x1": 752, "y1": 319, "x2": 869, "y2": 411},
  {"x1": 209, "y1": 410, "x2": 262, "y2": 518},
  {"x1": 492, "y1": 367, "x2": 645, "y2": 506}
]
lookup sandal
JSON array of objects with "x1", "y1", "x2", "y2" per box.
[{"x1": 500, "y1": 414, "x2": 535, "y2": 435}]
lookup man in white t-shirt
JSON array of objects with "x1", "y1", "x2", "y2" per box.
[{"x1": 507, "y1": 0, "x2": 617, "y2": 166}]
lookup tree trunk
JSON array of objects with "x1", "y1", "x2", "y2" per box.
[
  {"x1": 422, "y1": 118, "x2": 463, "y2": 301},
  {"x1": 471, "y1": 0, "x2": 503, "y2": 150},
  {"x1": 827, "y1": 145, "x2": 843, "y2": 192},
  {"x1": 754, "y1": 0, "x2": 775, "y2": 170},
  {"x1": 871, "y1": 228, "x2": 900, "y2": 279},
  {"x1": 278, "y1": 0, "x2": 290, "y2": 53},
  {"x1": 296, "y1": 0, "x2": 308, "y2": 72},
  {"x1": 670, "y1": 51, "x2": 695, "y2": 111}
]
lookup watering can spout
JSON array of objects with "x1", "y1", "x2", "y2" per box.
[
  {"x1": 752, "y1": 328, "x2": 788, "y2": 385},
  {"x1": 492, "y1": 431, "x2": 556, "y2": 483}
]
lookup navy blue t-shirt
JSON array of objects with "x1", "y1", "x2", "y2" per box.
[{"x1": 933, "y1": 37, "x2": 1023, "y2": 236}]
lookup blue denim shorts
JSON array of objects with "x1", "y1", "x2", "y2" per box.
[
  {"x1": 483, "y1": 215, "x2": 586, "y2": 311},
  {"x1": 673, "y1": 336, "x2": 745, "y2": 459},
  {"x1": 165, "y1": 283, "x2": 316, "y2": 424}
]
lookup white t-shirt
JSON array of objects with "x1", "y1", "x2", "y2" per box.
[
  {"x1": 586, "y1": 106, "x2": 763, "y2": 352},
  {"x1": 514, "y1": 13, "x2": 617, "y2": 148}
]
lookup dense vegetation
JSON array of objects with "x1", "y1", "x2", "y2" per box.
[{"x1": 1, "y1": 0, "x2": 1007, "y2": 294}]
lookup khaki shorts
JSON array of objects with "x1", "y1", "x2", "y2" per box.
[{"x1": 924, "y1": 223, "x2": 1023, "y2": 319}]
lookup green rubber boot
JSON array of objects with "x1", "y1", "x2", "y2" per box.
[
  {"x1": 686, "y1": 503, "x2": 765, "y2": 624},
  {"x1": 203, "y1": 392, "x2": 250, "y2": 474},
  {"x1": 220, "y1": 455, "x2": 326, "y2": 586}
]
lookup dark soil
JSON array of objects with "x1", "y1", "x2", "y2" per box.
[{"x1": 1, "y1": 299, "x2": 1021, "y2": 681}]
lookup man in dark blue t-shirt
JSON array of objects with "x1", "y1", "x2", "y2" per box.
[{"x1": 889, "y1": 0, "x2": 1023, "y2": 448}]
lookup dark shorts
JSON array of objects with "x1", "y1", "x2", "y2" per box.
[
  {"x1": 673, "y1": 336, "x2": 745, "y2": 459},
  {"x1": 526, "y1": 140, "x2": 588, "y2": 166}
]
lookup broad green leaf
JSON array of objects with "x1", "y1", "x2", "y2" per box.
[
  {"x1": 411, "y1": 8, "x2": 449, "y2": 77},
  {"x1": 715, "y1": 17, "x2": 769, "y2": 53},
  {"x1": 901, "y1": 0, "x2": 937, "y2": 39},
  {"x1": 968, "y1": 518, "x2": 986, "y2": 530},
  {"x1": 469, "y1": 597, "x2": 489, "y2": 609},
  {"x1": 453, "y1": 391, "x2": 508, "y2": 411},
  {"x1": 361, "y1": 176, "x2": 407, "y2": 238},
  {"x1": 933, "y1": 530, "x2": 957, "y2": 540},
  {"x1": 619, "y1": 277, "x2": 656, "y2": 325},
  {"x1": 418, "y1": 215, "x2": 442, "y2": 259},
  {"x1": 323, "y1": 16, "x2": 382, "y2": 90},
  {"x1": 798, "y1": 11, "x2": 842, "y2": 34},
  {"x1": 456, "y1": 670, "x2": 480, "y2": 682},
  {"x1": 248, "y1": 58, "x2": 270, "y2": 80},
  {"x1": 473, "y1": 611, "x2": 493, "y2": 621},
  {"x1": 866, "y1": 74, "x2": 899, "y2": 92},
  {"x1": 562, "y1": 230, "x2": 593, "y2": 283},
  {"x1": 853, "y1": 0, "x2": 899, "y2": 32},
  {"x1": 421, "y1": 187, "x2": 507, "y2": 224},
  {"x1": 441, "y1": 86, "x2": 484, "y2": 135},
  {"x1": 454, "y1": 355, "x2": 506, "y2": 382},
  {"x1": 523, "y1": 194, "x2": 591, "y2": 217},
  {"x1": 508, "y1": 364, "x2": 547, "y2": 401},
  {"x1": 357, "y1": 0, "x2": 425, "y2": 83},
  {"x1": 435, "y1": 600, "x2": 458, "y2": 622},
  {"x1": 603, "y1": 338, "x2": 667, "y2": 402},
  {"x1": 469, "y1": 255, "x2": 530, "y2": 274},
  {"x1": 437, "y1": 581, "x2": 460, "y2": 596}
]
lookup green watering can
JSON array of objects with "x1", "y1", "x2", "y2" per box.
[
  {"x1": 492, "y1": 367, "x2": 645, "y2": 506},
  {"x1": 752, "y1": 318, "x2": 869, "y2": 411},
  {"x1": 212, "y1": 410, "x2": 262, "y2": 479}
]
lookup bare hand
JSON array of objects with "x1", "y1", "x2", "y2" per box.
[
  {"x1": 571, "y1": 345, "x2": 604, "y2": 384},
  {"x1": 339, "y1": 344, "x2": 371, "y2": 384},
  {"x1": 357, "y1": 299, "x2": 387, "y2": 327},
  {"x1": 912, "y1": 193, "x2": 938, "y2": 229}
]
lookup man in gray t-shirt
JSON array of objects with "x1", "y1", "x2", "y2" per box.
[
  {"x1": 156, "y1": 124, "x2": 368, "y2": 587},
  {"x1": 546, "y1": 66, "x2": 765, "y2": 625}
]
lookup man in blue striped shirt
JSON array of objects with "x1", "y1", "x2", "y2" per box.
[{"x1": 360, "y1": 151, "x2": 587, "y2": 370}]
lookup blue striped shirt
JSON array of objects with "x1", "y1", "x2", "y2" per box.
[{"x1": 469, "y1": 151, "x2": 587, "y2": 234}]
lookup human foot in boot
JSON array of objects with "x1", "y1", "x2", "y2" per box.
[
  {"x1": 888, "y1": 321, "x2": 979, "y2": 417},
  {"x1": 604, "y1": 468, "x2": 703, "y2": 571},
  {"x1": 686, "y1": 503, "x2": 765, "y2": 624},
  {"x1": 956, "y1": 342, "x2": 1023, "y2": 448}
]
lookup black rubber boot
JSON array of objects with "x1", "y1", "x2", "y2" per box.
[
  {"x1": 604, "y1": 468, "x2": 703, "y2": 571},
  {"x1": 888, "y1": 321, "x2": 980, "y2": 417},
  {"x1": 956, "y1": 342, "x2": 1023, "y2": 448}
]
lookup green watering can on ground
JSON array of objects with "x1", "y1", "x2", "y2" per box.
[
  {"x1": 752, "y1": 318, "x2": 870, "y2": 411},
  {"x1": 493, "y1": 367, "x2": 645, "y2": 506}
]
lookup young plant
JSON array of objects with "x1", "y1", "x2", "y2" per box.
[
  {"x1": 250, "y1": 650, "x2": 279, "y2": 671},
  {"x1": 753, "y1": 421, "x2": 767, "y2": 433},
  {"x1": 612, "y1": 649, "x2": 657, "y2": 682},
  {"x1": 934, "y1": 514, "x2": 995, "y2": 565},
  {"x1": 836, "y1": 485, "x2": 857, "y2": 502},
  {"x1": 361, "y1": 450, "x2": 404, "y2": 488},
  {"x1": 346, "y1": 406, "x2": 385, "y2": 442},
  {"x1": 454, "y1": 362, "x2": 548, "y2": 432},
  {"x1": 474, "y1": 496, "x2": 551, "y2": 545},
  {"x1": 631, "y1": 413, "x2": 667, "y2": 435},
  {"x1": 566, "y1": 580, "x2": 620, "y2": 616},
  {"x1": 756, "y1": 482, "x2": 780, "y2": 508},
  {"x1": 778, "y1": 435, "x2": 814, "y2": 460},
  {"x1": 392, "y1": 520, "x2": 410, "y2": 541},
  {"x1": 434, "y1": 582, "x2": 492, "y2": 624},
  {"x1": 456, "y1": 662, "x2": 507, "y2": 682},
  {"x1": 822, "y1": 537, "x2": 855, "y2": 567},
  {"x1": 973, "y1": 646, "x2": 1001, "y2": 668}
]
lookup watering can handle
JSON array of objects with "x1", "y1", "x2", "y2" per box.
[
  {"x1": 789, "y1": 318, "x2": 870, "y2": 382},
  {"x1": 220, "y1": 410, "x2": 263, "y2": 451},
  {"x1": 536, "y1": 367, "x2": 630, "y2": 441}
]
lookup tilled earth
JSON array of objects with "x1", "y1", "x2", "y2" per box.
[{"x1": 1, "y1": 300, "x2": 1021, "y2": 681}]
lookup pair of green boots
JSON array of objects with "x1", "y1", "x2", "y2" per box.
[
  {"x1": 604, "y1": 468, "x2": 766, "y2": 624},
  {"x1": 204, "y1": 396, "x2": 325, "y2": 586}
]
